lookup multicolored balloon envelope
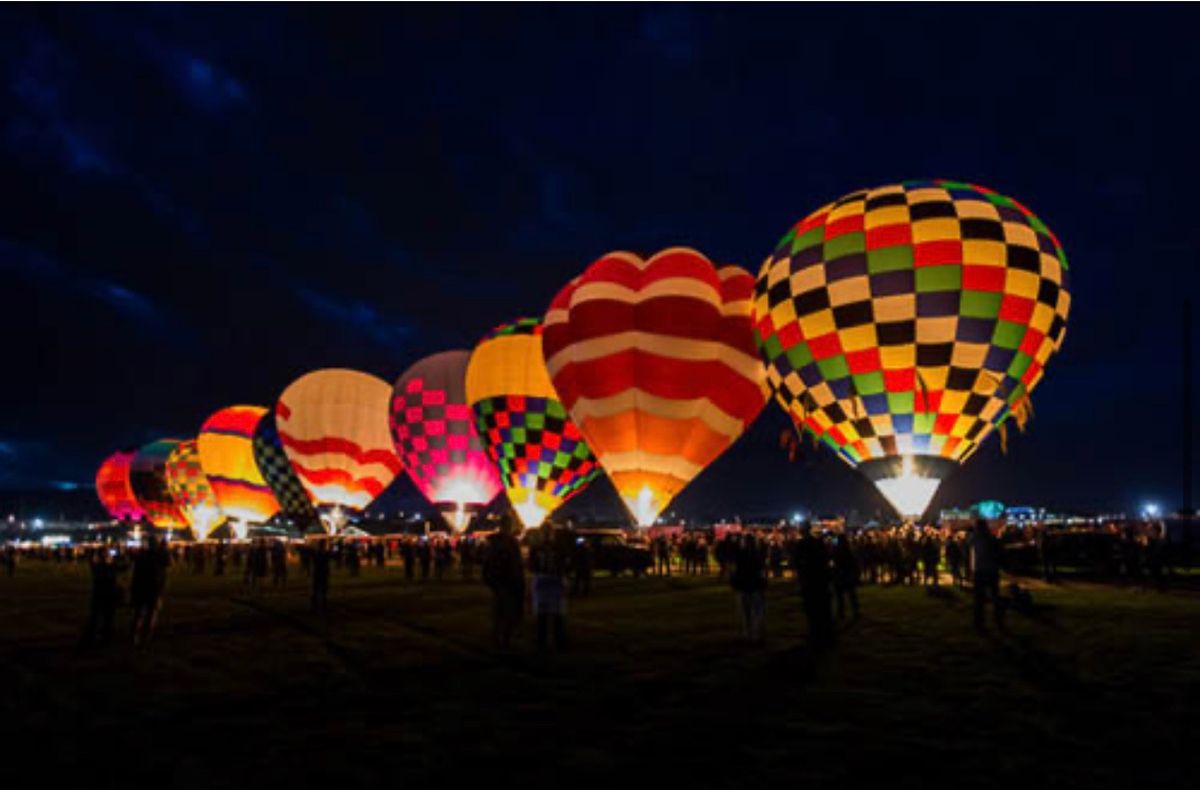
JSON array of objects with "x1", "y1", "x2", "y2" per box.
[
  {"x1": 543, "y1": 247, "x2": 769, "y2": 527},
  {"x1": 466, "y1": 318, "x2": 602, "y2": 529},
  {"x1": 751, "y1": 180, "x2": 1071, "y2": 517},
  {"x1": 129, "y1": 439, "x2": 189, "y2": 529},
  {"x1": 164, "y1": 439, "x2": 225, "y2": 538},
  {"x1": 96, "y1": 449, "x2": 145, "y2": 522},
  {"x1": 391, "y1": 351, "x2": 502, "y2": 530},
  {"x1": 276, "y1": 369, "x2": 402, "y2": 522},
  {"x1": 252, "y1": 411, "x2": 318, "y2": 525},
  {"x1": 197, "y1": 406, "x2": 281, "y2": 526}
]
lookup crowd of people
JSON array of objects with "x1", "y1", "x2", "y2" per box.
[{"x1": 0, "y1": 514, "x2": 1185, "y2": 652}]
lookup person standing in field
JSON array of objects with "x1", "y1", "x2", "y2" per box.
[
  {"x1": 270, "y1": 539, "x2": 288, "y2": 588},
  {"x1": 730, "y1": 534, "x2": 768, "y2": 643},
  {"x1": 529, "y1": 525, "x2": 569, "y2": 650},
  {"x1": 831, "y1": 534, "x2": 861, "y2": 620},
  {"x1": 310, "y1": 540, "x2": 332, "y2": 613},
  {"x1": 970, "y1": 520, "x2": 1006, "y2": 629},
  {"x1": 482, "y1": 515, "x2": 525, "y2": 650},
  {"x1": 129, "y1": 535, "x2": 170, "y2": 646},
  {"x1": 82, "y1": 547, "x2": 126, "y2": 646},
  {"x1": 793, "y1": 523, "x2": 834, "y2": 649}
]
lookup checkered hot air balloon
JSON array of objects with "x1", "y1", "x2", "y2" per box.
[
  {"x1": 197, "y1": 406, "x2": 281, "y2": 533},
  {"x1": 751, "y1": 180, "x2": 1071, "y2": 518},
  {"x1": 164, "y1": 439, "x2": 225, "y2": 539},
  {"x1": 252, "y1": 411, "x2": 318, "y2": 527},
  {"x1": 95, "y1": 449, "x2": 145, "y2": 522},
  {"x1": 129, "y1": 439, "x2": 189, "y2": 529},
  {"x1": 391, "y1": 351, "x2": 502, "y2": 531},
  {"x1": 276, "y1": 369, "x2": 402, "y2": 532},
  {"x1": 542, "y1": 248, "x2": 770, "y2": 527},
  {"x1": 466, "y1": 318, "x2": 602, "y2": 529}
]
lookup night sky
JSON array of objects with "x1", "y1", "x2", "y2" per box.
[{"x1": 1, "y1": 5, "x2": 1197, "y2": 521}]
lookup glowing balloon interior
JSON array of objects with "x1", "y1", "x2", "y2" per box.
[{"x1": 129, "y1": 439, "x2": 189, "y2": 529}]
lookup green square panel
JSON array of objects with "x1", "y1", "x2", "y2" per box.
[
  {"x1": 887, "y1": 391, "x2": 914, "y2": 414},
  {"x1": 823, "y1": 232, "x2": 865, "y2": 261},
  {"x1": 916, "y1": 265, "x2": 961, "y2": 293},
  {"x1": 1007, "y1": 352, "x2": 1033, "y2": 379},
  {"x1": 991, "y1": 320, "x2": 1025, "y2": 350},
  {"x1": 785, "y1": 342, "x2": 814, "y2": 370},
  {"x1": 852, "y1": 370, "x2": 885, "y2": 395},
  {"x1": 816, "y1": 355, "x2": 850, "y2": 381},
  {"x1": 792, "y1": 226, "x2": 825, "y2": 254},
  {"x1": 960, "y1": 290, "x2": 1002, "y2": 319},
  {"x1": 867, "y1": 245, "x2": 914, "y2": 274}
]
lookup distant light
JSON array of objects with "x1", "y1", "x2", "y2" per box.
[
  {"x1": 31, "y1": 518, "x2": 44, "y2": 529},
  {"x1": 791, "y1": 512, "x2": 802, "y2": 524},
  {"x1": 1143, "y1": 503, "x2": 1161, "y2": 518}
]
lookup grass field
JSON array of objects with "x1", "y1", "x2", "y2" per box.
[{"x1": 1, "y1": 563, "x2": 1197, "y2": 789}]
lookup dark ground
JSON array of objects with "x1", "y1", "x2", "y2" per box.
[{"x1": 1, "y1": 563, "x2": 1197, "y2": 789}]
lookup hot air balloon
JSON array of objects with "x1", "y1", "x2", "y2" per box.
[
  {"x1": 251, "y1": 411, "x2": 319, "y2": 528},
  {"x1": 197, "y1": 406, "x2": 281, "y2": 537},
  {"x1": 129, "y1": 439, "x2": 189, "y2": 530},
  {"x1": 466, "y1": 318, "x2": 602, "y2": 529},
  {"x1": 542, "y1": 248, "x2": 769, "y2": 527},
  {"x1": 391, "y1": 351, "x2": 502, "y2": 531},
  {"x1": 751, "y1": 180, "x2": 1071, "y2": 518},
  {"x1": 276, "y1": 369, "x2": 402, "y2": 532},
  {"x1": 96, "y1": 449, "x2": 145, "y2": 522},
  {"x1": 164, "y1": 439, "x2": 225, "y2": 539}
]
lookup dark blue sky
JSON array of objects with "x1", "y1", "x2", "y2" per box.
[{"x1": 0, "y1": 5, "x2": 1196, "y2": 520}]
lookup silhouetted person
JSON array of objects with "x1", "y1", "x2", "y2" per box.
[
  {"x1": 311, "y1": 541, "x2": 331, "y2": 612},
  {"x1": 83, "y1": 548, "x2": 126, "y2": 646},
  {"x1": 571, "y1": 536, "x2": 593, "y2": 597},
  {"x1": 793, "y1": 524, "x2": 834, "y2": 648},
  {"x1": 945, "y1": 536, "x2": 964, "y2": 588},
  {"x1": 130, "y1": 536, "x2": 169, "y2": 646},
  {"x1": 3, "y1": 546, "x2": 15, "y2": 577},
  {"x1": 418, "y1": 539, "x2": 432, "y2": 580},
  {"x1": 529, "y1": 525, "x2": 568, "y2": 650},
  {"x1": 482, "y1": 516, "x2": 525, "y2": 649},
  {"x1": 402, "y1": 539, "x2": 416, "y2": 581},
  {"x1": 832, "y1": 535, "x2": 860, "y2": 620},
  {"x1": 270, "y1": 540, "x2": 288, "y2": 587},
  {"x1": 971, "y1": 520, "x2": 1005, "y2": 629},
  {"x1": 346, "y1": 541, "x2": 361, "y2": 577},
  {"x1": 730, "y1": 534, "x2": 767, "y2": 642}
]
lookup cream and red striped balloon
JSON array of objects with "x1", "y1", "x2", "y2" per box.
[
  {"x1": 542, "y1": 247, "x2": 769, "y2": 526},
  {"x1": 276, "y1": 369, "x2": 402, "y2": 513}
]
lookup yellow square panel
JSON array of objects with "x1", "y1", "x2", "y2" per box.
[
  {"x1": 962, "y1": 239, "x2": 1006, "y2": 266},
  {"x1": 1039, "y1": 253, "x2": 1063, "y2": 283},
  {"x1": 764, "y1": 257, "x2": 791, "y2": 286},
  {"x1": 916, "y1": 316, "x2": 956, "y2": 344},
  {"x1": 1029, "y1": 302, "x2": 1055, "y2": 334},
  {"x1": 791, "y1": 264, "x2": 826, "y2": 293},
  {"x1": 950, "y1": 415, "x2": 975, "y2": 438},
  {"x1": 1002, "y1": 222, "x2": 1038, "y2": 248},
  {"x1": 880, "y1": 344, "x2": 915, "y2": 369},
  {"x1": 769, "y1": 298, "x2": 797, "y2": 327},
  {"x1": 870, "y1": 415, "x2": 894, "y2": 434},
  {"x1": 827, "y1": 200, "x2": 866, "y2": 224},
  {"x1": 918, "y1": 366, "x2": 949, "y2": 391},
  {"x1": 956, "y1": 201, "x2": 1001, "y2": 221},
  {"x1": 1057, "y1": 290, "x2": 1071, "y2": 316},
  {"x1": 980, "y1": 397, "x2": 1005, "y2": 422},
  {"x1": 838, "y1": 324, "x2": 878, "y2": 352},
  {"x1": 911, "y1": 218, "x2": 960, "y2": 243},
  {"x1": 973, "y1": 370, "x2": 1004, "y2": 394},
  {"x1": 867, "y1": 184, "x2": 905, "y2": 201},
  {"x1": 939, "y1": 390, "x2": 969, "y2": 415},
  {"x1": 782, "y1": 371, "x2": 804, "y2": 394},
  {"x1": 808, "y1": 381, "x2": 836, "y2": 407},
  {"x1": 798, "y1": 308, "x2": 835, "y2": 338},
  {"x1": 906, "y1": 187, "x2": 950, "y2": 204},
  {"x1": 864, "y1": 205, "x2": 910, "y2": 229},
  {"x1": 951, "y1": 342, "x2": 988, "y2": 368},
  {"x1": 872, "y1": 294, "x2": 916, "y2": 322},
  {"x1": 1004, "y1": 268, "x2": 1040, "y2": 298},
  {"x1": 827, "y1": 275, "x2": 871, "y2": 306}
]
